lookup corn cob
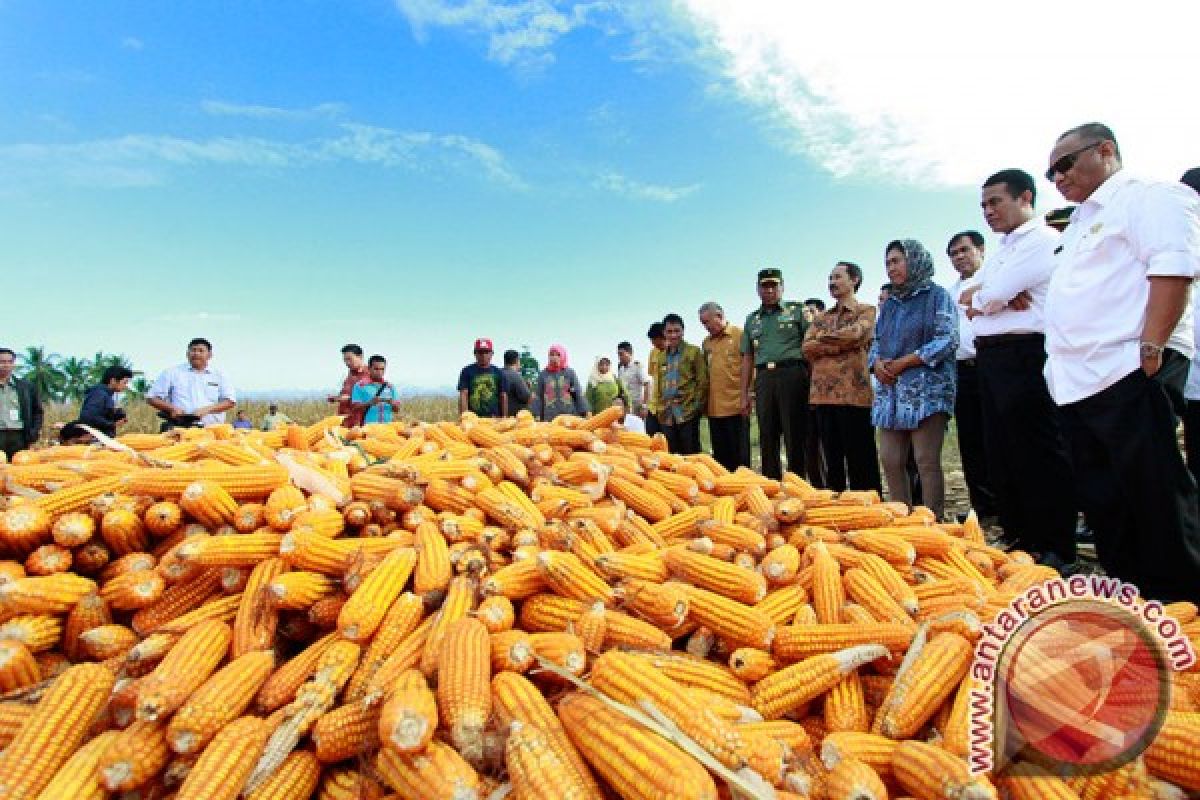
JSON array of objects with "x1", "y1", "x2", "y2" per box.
[
  {"x1": 0, "y1": 662, "x2": 116, "y2": 800},
  {"x1": 137, "y1": 618, "x2": 232, "y2": 721},
  {"x1": 338, "y1": 546, "x2": 417, "y2": 642},
  {"x1": 175, "y1": 715, "x2": 273, "y2": 800},
  {"x1": 575, "y1": 599, "x2": 607, "y2": 653},
  {"x1": 243, "y1": 749, "x2": 321, "y2": 800},
  {"x1": 168, "y1": 649, "x2": 275, "y2": 754},
  {"x1": 1144, "y1": 712, "x2": 1200, "y2": 789},
  {"x1": 32, "y1": 475, "x2": 124, "y2": 517},
  {"x1": 558, "y1": 691, "x2": 718, "y2": 800},
  {"x1": 490, "y1": 628, "x2": 535, "y2": 673},
  {"x1": 823, "y1": 754, "x2": 888, "y2": 800},
  {"x1": 363, "y1": 615, "x2": 435, "y2": 704},
  {"x1": 892, "y1": 740, "x2": 998, "y2": 799},
  {"x1": 773, "y1": 623, "x2": 915, "y2": 663},
  {"x1": 0, "y1": 638, "x2": 39, "y2": 691},
  {"x1": 436, "y1": 616, "x2": 492, "y2": 766},
  {"x1": 418, "y1": 574, "x2": 476, "y2": 676},
  {"x1": 375, "y1": 739, "x2": 482, "y2": 800},
  {"x1": 995, "y1": 760, "x2": 1080, "y2": 799},
  {"x1": 679, "y1": 582, "x2": 775, "y2": 649},
  {"x1": 825, "y1": 671, "x2": 870, "y2": 733},
  {"x1": 378, "y1": 668, "x2": 438, "y2": 754},
  {"x1": 78, "y1": 623, "x2": 139, "y2": 661},
  {"x1": 313, "y1": 701, "x2": 381, "y2": 762},
  {"x1": 0, "y1": 572, "x2": 97, "y2": 614},
  {"x1": 132, "y1": 568, "x2": 223, "y2": 635},
  {"x1": 97, "y1": 718, "x2": 171, "y2": 791},
  {"x1": 874, "y1": 631, "x2": 972, "y2": 739},
  {"x1": 128, "y1": 464, "x2": 289, "y2": 501},
  {"x1": 344, "y1": 591, "x2": 425, "y2": 702},
  {"x1": 751, "y1": 645, "x2": 888, "y2": 720},
  {"x1": 536, "y1": 550, "x2": 615, "y2": 605},
  {"x1": 231, "y1": 557, "x2": 284, "y2": 657},
  {"x1": 0, "y1": 614, "x2": 62, "y2": 652},
  {"x1": 664, "y1": 546, "x2": 767, "y2": 604}
]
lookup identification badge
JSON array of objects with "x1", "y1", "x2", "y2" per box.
[{"x1": 8, "y1": 409, "x2": 19, "y2": 423}]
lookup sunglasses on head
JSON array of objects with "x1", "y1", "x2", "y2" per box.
[{"x1": 1045, "y1": 141, "x2": 1101, "y2": 182}]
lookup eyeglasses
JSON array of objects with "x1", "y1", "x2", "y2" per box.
[{"x1": 1045, "y1": 142, "x2": 1100, "y2": 182}]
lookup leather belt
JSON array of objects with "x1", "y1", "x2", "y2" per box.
[
  {"x1": 757, "y1": 359, "x2": 804, "y2": 370},
  {"x1": 975, "y1": 332, "x2": 1044, "y2": 348}
]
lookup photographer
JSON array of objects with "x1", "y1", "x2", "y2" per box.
[{"x1": 78, "y1": 365, "x2": 133, "y2": 438}]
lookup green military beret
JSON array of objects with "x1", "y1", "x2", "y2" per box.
[{"x1": 757, "y1": 268, "x2": 783, "y2": 284}]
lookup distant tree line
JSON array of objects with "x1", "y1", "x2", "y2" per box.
[{"x1": 14, "y1": 347, "x2": 150, "y2": 403}]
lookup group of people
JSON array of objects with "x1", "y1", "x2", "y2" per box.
[{"x1": 3, "y1": 121, "x2": 1198, "y2": 603}]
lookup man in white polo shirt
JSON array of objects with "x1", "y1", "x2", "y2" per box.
[
  {"x1": 1044, "y1": 122, "x2": 1200, "y2": 603},
  {"x1": 960, "y1": 169, "x2": 1077, "y2": 570},
  {"x1": 147, "y1": 338, "x2": 236, "y2": 429}
]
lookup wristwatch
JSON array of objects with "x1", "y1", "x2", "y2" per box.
[{"x1": 1139, "y1": 341, "x2": 1165, "y2": 359}]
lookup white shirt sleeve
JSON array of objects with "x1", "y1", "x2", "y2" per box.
[
  {"x1": 974, "y1": 234, "x2": 1056, "y2": 314},
  {"x1": 1135, "y1": 183, "x2": 1200, "y2": 278},
  {"x1": 148, "y1": 368, "x2": 173, "y2": 401},
  {"x1": 217, "y1": 369, "x2": 236, "y2": 403}
]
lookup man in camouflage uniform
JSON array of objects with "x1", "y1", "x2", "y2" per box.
[{"x1": 740, "y1": 268, "x2": 811, "y2": 480}]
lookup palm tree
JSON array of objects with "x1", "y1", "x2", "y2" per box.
[
  {"x1": 59, "y1": 356, "x2": 93, "y2": 403},
  {"x1": 89, "y1": 352, "x2": 133, "y2": 384},
  {"x1": 18, "y1": 346, "x2": 64, "y2": 402}
]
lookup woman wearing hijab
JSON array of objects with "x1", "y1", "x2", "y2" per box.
[
  {"x1": 869, "y1": 239, "x2": 959, "y2": 519},
  {"x1": 586, "y1": 356, "x2": 630, "y2": 414},
  {"x1": 531, "y1": 344, "x2": 589, "y2": 422}
]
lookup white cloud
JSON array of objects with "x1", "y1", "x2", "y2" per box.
[
  {"x1": 394, "y1": 0, "x2": 609, "y2": 66},
  {"x1": 671, "y1": 0, "x2": 1200, "y2": 187},
  {"x1": 121, "y1": 36, "x2": 144, "y2": 50},
  {"x1": 594, "y1": 170, "x2": 699, "y2": 202},
  {"x1": 0, "y1": 124, "x2": 525, "y2": 189},
  {"x1": 201, "y1": 100, "x2": 347, "y2": 120},
  {"x1": 151, "y1": 312, "x2": 243, "y2": 323}
]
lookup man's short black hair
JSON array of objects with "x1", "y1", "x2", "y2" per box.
[
  {"x1": 0, "y1": 348, "x2": 14, "y2": 359},
  {"x1": 617, "y1": 341, "x2": 632, "y2": 354},
  {"x1": 661, "y1": 313, "x2": 684, "y2": 329},
  {"x1": 188, "y1": 338, "x2": 212, "y2": 351},
  {"x1": 1058, "y1": 122, "x2": 1121, "y2": 160},
  {"x1": 804, "y1": 298, "x2": 826, "y2": 312},
  {"x1": 984, "y1": 168, "x2": 1038, "y2": 206},
  {"x1": 367, "y1": 354, "x2": 386, "y2": 367},
  {"x1": 1182, "y1": 168, "x2": 1200, "y2": 195},
  {"x1": 837, "y1": 261, "x2": 863, "y2": 290},
  {"x1": 101, "y1": 366, "x2": 134, "y2": 384},
  {"x1": 946, "y1": 231, "x2": 985, "y2": 254},
  {"x1": 503, "y1": 349, "x2": 519, "y2": 366},
  {"x1": 647, "y1": 322, "x2": 665, "y2": 339},
  {"x1": 341, "y1": 344, "x2": 364, "y2": 357}
]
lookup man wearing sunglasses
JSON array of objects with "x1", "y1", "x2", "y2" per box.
[{"x1": 1043, "y1": 122, "x2": 1200, "y2": 603}]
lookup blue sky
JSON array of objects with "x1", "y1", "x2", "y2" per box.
[{"x1": 3, "y1": 1, "x2": 1197, "y2": 392}]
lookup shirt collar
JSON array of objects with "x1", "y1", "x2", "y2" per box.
[
  {"x1": 1001, "y1": 215, "x2": 1043, "y2": 246},
  {"x1": 833, "y1": 296, "x2": 860, "y2": 313},
  {"x1": 186, "y1": 364, "x2": 212, "y2": 374},
  {"x1": 1083, "y1": 168, "x2": 1132, "y2": 209},
  {"x1": 759, "y1": 302, "x2": 783, "y2": 314}
]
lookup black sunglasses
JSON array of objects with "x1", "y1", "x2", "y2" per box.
[{"x1": 1045, "y1": 142, "x2": 1100, "y2": 182}]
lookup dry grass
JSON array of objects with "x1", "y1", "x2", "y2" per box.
[{"x1": 41, "y1": 394, "x2": 460, "y2": 438}]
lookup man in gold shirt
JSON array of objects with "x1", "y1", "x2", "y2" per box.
[
  {"x1": 699, "y1": 302, "x2": 749, "y2": 470},
  {"x1": 644, "y1": 322, "x2": 666, "y2": 437}
]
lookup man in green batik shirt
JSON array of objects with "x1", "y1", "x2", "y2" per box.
[
  {"x1": 740, "y1": 268, "x2": 811, "y2": 480},
  {"x1": 651, "y1": 313, "x2": 708, "y2": 455}
]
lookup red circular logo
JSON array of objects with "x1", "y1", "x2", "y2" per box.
[{"x1": 995, "y1": 601, "x2": 1169, "y2": 772}]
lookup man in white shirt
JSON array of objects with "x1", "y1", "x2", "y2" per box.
[
  {"x1": 1043, "y1": 122, "x2": 1200, "y2": 603},
  {"x1": 1181, "y1": 168, "x2": 1200, "y2": 484},
  {"x1": 959, "y1": 169, "x2": 1077, "y2": 568},
  {"x1": 946, "y1": 231, "x2": 997, "y2": 525},
  {"x1": 616, "y1": 341, "x2": 650, "y2": 417},
  {"x1": 147, "y1": 338, "x2": 236, "y2": 429}
]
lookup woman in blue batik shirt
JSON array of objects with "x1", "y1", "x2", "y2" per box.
[{"x1": 869, "y1": 239, "x2": 958, "y2": 520}]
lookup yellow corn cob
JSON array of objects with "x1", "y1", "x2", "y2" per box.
[
  {"x1": 773, "y1": 622, "x2": 914, "y2": 663},
  {"x1": 412, "y1": 521, "x2": 451, "y2": 597},
  {"x1": 363, "y1": 616, "x2": 435, "y2": 704},
  {"x1": 269, "y1": 571, "x2": 337, "y2": 610},
  {"x1": 375, "y1": 739, "x2": 482, "y2": 800},
  {"x1": 78, "y1": 623, "x2": 140, "y2": 661},
  {"x1": 892, "y1": 740, "x2": 998, "y2": 800},
  {"x1": 344, "y1": 591, "x2": 425, "y2": 702},
  {"x1": 0, "y1": 639, "x2": 39, "y2": 691},
  {"x1": 243, "y1": 750, "x2": 321, "y2": 800},
  {"x1": 995, "y1": 760, "x2": 1080, "y2": 799},
  {"x1": 1144, "y1": 712, "x2": 1200, "y2": 789},
  {"x1": 751, "y1": 645, "x2": 888, "y2": 720},
  {"x1": 230, "y1": 557, "x2": 283, "y2": 658},
  {"x1": 22, "y1": 542, "x2": 70, "y2": 576},
  {"x1": 810, "y1": 541, "x2": 846, "y2": 624},
  {"x1": 520, "y1": 591, "x2": 673, "y2": 650},
  {"x1": 559, "y1": 691, "x2": 718, "y2": 800},
  {"x1": 132, "y1": 568, "x2": 223, "y2": 635},
  {"x1": 378, "y1": 668, "x2": 438, "y2": 754},
  {"x1": 313, "y1": 701, "x2": 381, "y2": 763},
  {"x1": 418, "y1": 574, "x2": 477, "y2": 677},
  {"x1": 155, "y1": 586, "x2": 243, "y2": 632},
  {"x1": 754, "y1": 584, "x2": 809, "y2": 627},
  {"x1": 0, "y1": 614, "x2": 62, "y2": 652},
  {"x1": 176, "y1": 531, "x2": 284, "y2": 567},
  {"x1": 593, "y1": 550, "x2": 668, "y2": 583},
  {"x1": 760, "y1": 543, "x2": 801, "y2": 586},
  {"x1": 528, "y1": 630, "x2": 588, "y2": 678},
  {"x1": 825, "y1": 670, "x2": 870, "y2": 733},
  {"x1": 179, "y1": 479, "x2": 239, "y2": 528},
  {"x1": 315, "y1": 765, "x2": 387, "y2": 800},
  {"x1": 137, "y1": 618, "x2": 232, "y2": 721},
  {"x1": 490, "y1": 629, "x2": 535, "y2": 673},
  {"x1": 290, "y1": 507, "x2": 346, "y2": 538},
  {"x1": 475, "y1": 594, "x2": 515, "y2": 633},
  {"x1": 0, "y1": 703, "x2": 33, "y2": 750},
  {"x1": 0, "y1": 572, "x2": 97, "y2": 614},
  {"x1": 664, "y1": 547, "x2": 766, "y2": 604},
  {"x1": 845, "y1": 530, "x2": 917, "y2": 565},
  {"x1": 803, "y1": 505, "x2": 894, "y2": 531},
  {"x1": 621, "y1": 651, "x2": 752, "y2": 705},
  {"x1": 482, "y1": 558, "x2": 547, "y2": 599},
  {"x1": 874, "y1": 632, "x2": 973, "y2": 739},
  {"x1": 843, "y1": 567, "x2": 913, "y2": 625},
  {"x1": 175, "y1": 715, "x2": 273, "y2": 800},
  {"x1": 34, "y1": 729, "x2": 120, "y2": 800},
  {"x1": 255, "y1": 632, "x2": 339, "y2": 712},
  {"x1": 32, "y1": 474, "x2": 124, "y2": 517},
  {"x1": 49, "y1": 511, "x2": 95, "y2": 548},
  {"x1": 280, "y1": 529, "x2": 402, "y2": 574},
  {"x1": 847, "y1": 552, "x2": 918, "y2": 614},
  {"x1": 680, "y1": 582, "x2": 775, "y2": 649},
  {"x1": 100, "y1": 567, "x2": 165, "y2": 610},
  {"x1": 535, "y1": 550, "x2": 615, "y2": 606},
  {"x1": 819, "y1": 732, "x2": 898, "y2": 782},
  {"x1": 98, "y1": 718, "x2": 171, "y2": 790},
  {"x1": 0, "y1": 662, "x2": 116, "y2": 800},
  {"x1": 338, "y1": 546, "x2": 417, "y2": 642},
  {"x1": 941, "y1": 675, "x2": 980, "y2": 757},
  {"x1": 436, "y1": 616, "x2": 492, "y2": 766},
  {"x1": 729, "y1": 647, "x2": 777, "y2": 682},
  {"x1": 128, "y1": 464, "x2": 289, "y2": 500},
  {"x1": 823, "y1": 754, "x2": 888, "y2": 800},
  {"x1": 168, "y1": 650, "x2": 275, "y2": 754},
  {"x1": 575, "y1": 600, "x2": 607, "y2": 653}
]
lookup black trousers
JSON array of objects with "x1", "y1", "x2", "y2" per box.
[
  {"x1": 755, "y1": 364, "x2": 809, "y2": 480},
  {"x1": 645, "y1": 412, "x2": 662, "y2": 437},
  {"x1": 0, "y1": 430, "x2": 27, "y2": 460},
  {"x1": 662, "y1": 416, "x2": 702, "y2": 455},
  {"x1": 708, "y1": 415, "x2": 750, "y2": 472},
  {"x1": 954, "y1": 360, "x2": 997, "y2": 517},
  {"x1": 976, "y1": 336, "x2": 1077, "y2": 561},
  {"x1": 815, "y1": 405, "x2": 882, "y2": 492},
  {"x1": 1058, "y1": 350, "x2": 1200, "y2": 603},
  {"x1": 1185, "y1": 400, "x2": 1200, "y2": 487},
  {"x1": 804, "y1": 407, "x2": 827, "y2": 488}
]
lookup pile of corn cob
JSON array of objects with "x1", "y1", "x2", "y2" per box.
[{"x1": 0, "y1": 405, "x2": 1196, "y2": 800}]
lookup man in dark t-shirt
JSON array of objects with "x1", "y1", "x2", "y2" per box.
[{"x1": 458, "y1": 338, "x2": 508, "y2": 418}]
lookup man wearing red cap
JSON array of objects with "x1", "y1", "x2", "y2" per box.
[{"x1": 458, "y1": 338, "x2": 508, "y2": 418}]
